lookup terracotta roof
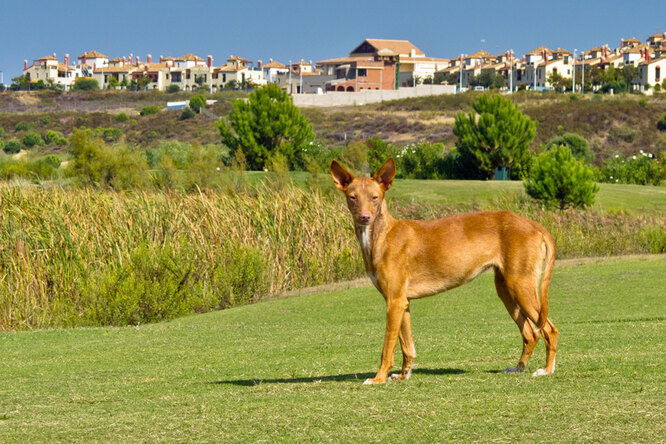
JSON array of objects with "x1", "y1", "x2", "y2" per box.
[
  {"x1": 177, "y1": 53, "x2": 204, "y2": 62},
  {"x1": 622, "y1": 37, "x2": 641, "y2": 45},
  {"x1": 36, "y1": 55, "x2": 58, "y2": 62},
  {"x1": 648, "y1": 33, "x2": 664, "y2": 39},
  {"x1": 317, "y1": 56, "x2": 374, "y2": 65},
  {"x1": 400, "y1": 56, "x2": 450, "y2": 63},
  {"x1": 109, "y1": 57, "x2": 124, "y2": 63},
  {"x1": 94, "y1": 65, "x2": 137, "y2": 73},
  {"x1": 526, "y1": 46, "x2": 552, "y2": 55},
  {"x1": 214, "y1": 65, "x2": 239, "y2": 72},
  {"x1": 466, "y1": 50, "x2": 495, "y2": 59},
  {"x1": 162, "y1": 56, "x2": 175, "y2": 61},
  {"x1": 140, "y1": 62, "x2": 168, "y2": 72},
  {"x1": 57, "y1": 63, "x2": 74, "y2": 72},
  {"x1": 227, "y1": 56, "x2": 250, "y2": 63},
  {"x1": 552, "y1": 48, "x2": 572, "y2": 56},
  {"x1": 78, "y1": 50, "x2": 108, "y2": 59},
  {"x1": 263, "y1": 61, "x2": 287, "y2": 69},
  {"x1": 352, "y1": 39, "x2": 425, "y2": 57},
  {"x1": 638, "y1": 56, "x2": 666, "y2": 66}
]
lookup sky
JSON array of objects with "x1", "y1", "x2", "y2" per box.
[{"x1": 0, "y1": 0, "x2": 664, "y2": 84}]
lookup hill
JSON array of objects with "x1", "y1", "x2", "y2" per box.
[{"x1": 1, "y1": 90, "x2": 665, "y2": 164}]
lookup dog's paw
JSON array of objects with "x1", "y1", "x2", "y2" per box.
[
  {"x1": 532, "y1": 368, "x2": 552, "y2": 377},
  {"x1": 501, "y1": 366, "x2": 524, "y2": 374},
  {"x1": 363, "y1": 378, "x2": 384, "y2": 385},
  {"x1": 389, "y1": 369, "x2": 412, "y2": 381}
]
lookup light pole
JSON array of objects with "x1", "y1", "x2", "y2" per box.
[
  {"x1": 572, "y1": 49, "x2": 577, "y2": 93},
  {"x1": 581, "y1": 58, "x2": 585, "y2": 94},
  {"x1": 288, "y1": 60, "x2": 292, "y2": 94},
  {"x1": 459, "y1": 53, "x2": 463, "y2": 91}
]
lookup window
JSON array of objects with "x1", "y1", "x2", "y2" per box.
[
  {"x1": 657, "y1": 67, "x2": 661, "y2": 82},
  {"x1": 357, "y1": 68, "x2": 367, "y2": 77}
]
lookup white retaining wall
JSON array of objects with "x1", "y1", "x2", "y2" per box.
[{"x1": 291, "y1": 84, "x2": 457, "y2": 107}]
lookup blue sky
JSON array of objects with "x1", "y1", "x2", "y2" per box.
[{"x1": 0, "y1": 0, "x2": 664, "y2": 84}]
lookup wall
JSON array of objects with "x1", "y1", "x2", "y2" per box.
[{"x1": 291, "y1": 84, "x2": 456, "y2": 107}]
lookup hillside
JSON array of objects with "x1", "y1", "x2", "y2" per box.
[{"x1": 1, "y1": 90, "x2": 665, "y2": 163}]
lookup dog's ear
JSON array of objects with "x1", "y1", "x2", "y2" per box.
[
  {"x1": 330, "y1": 160, "x2": 354, "y2": 191},
  {"x1": 373, "y1": 158, "x2": 396, "y2": 192}
]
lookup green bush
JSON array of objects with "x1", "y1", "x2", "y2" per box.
[
  {"x1": 189, "y1": 94, "x2": 206, "y2": 112},
  {"x1": 600, "y1": 151, "x2": 666, "y2": 186},
  {"x1": 166, "y1": 84, "x2": 180, "y2": 93},
  {"x1": 44, "y1": 130, "x2": 67, "y2": 146},
  {"x1": 115, "y1": 112, "x2": 130, "y2": 123},
  {"x1": 102, "y1": 127, "x2": 123, "y2": 143},
  {"x1": 180, "y1": 107, "x2": 196, "y2": 120},
  {"x1": 3, "y1": 140, "x2": 21, "y2": 154},
  {"x1": 22, "y1": 131, "x2": 43, "y2": 148},
  {"x1": 524, "y1": 145, "x2": 599, "y2": 210},
  {"x1": 0, "y1": 126, "x2": 4, "y2": 138},
  {"x1": 66, "y1": 129, "x2": 149, "y2": 189},
  {"x1": 72, "y1": 78, "x2": 99, "y2": 91},
  {"x1": 395, "y1": 142, "x2": 447, "y2": 179},
  {"x1": 546, "y1": 132, "x2": 594, "y2": 164},
  {"x1": 657, "y1": 113, "x2": 666, "y2": 131},
  {"x1": 41, "y1": 116, "x2": 51, "y2": 125},
  {"x1": 609, "y1": 125, "x2": 636, "y2": 143},
  {"x1": 14, "y1": 121, "x2": 26, "y2": 132},
  {"x1": 139, "y1": 105, "x2": 161, "y2": 116}
]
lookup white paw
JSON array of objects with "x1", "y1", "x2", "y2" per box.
[
  {"x1": 532, "y1": 368, "x2": 550, "y2": 377},
  {"x1": 389, "y1": 369, "x2": 412, "y2": 381},
  {"x1": 502, "y1": 367, "x2": 523, "y2": 373},
  {"x1": 363, "y1": 378, "x2": 375, "y2": 385}
]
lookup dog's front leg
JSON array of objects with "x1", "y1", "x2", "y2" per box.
[
  {"x1": 390, "y1": 307, "x2": 416, "y2": 381},
  {"x1": 364, "y1": 296, "x2": 408, "y2": 385}
]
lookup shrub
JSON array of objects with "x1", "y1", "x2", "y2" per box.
[
  {"x1": 3, "y1": 140, "x2": 21, "y2": 154},
  {"x1": 100, "y1": 128, "x2": 123, "y2": 143},
  {"x1": 166, "y1": 84, "x2": 180, "y2": 93},
  {"x1": 395, "y1": 142, "x2": 447, "y2": 179},
  {"x1": 546, "y1": 132, "x2": 594, "y2": 164},
  {"x1": 14, "y1": 121, "x2": 26, "y2": 132},
  {"x1": 657, "y1": 113, "x2": 666, "y2": 131},
  {"x1": 139, "y1": 105, "x2": 161, "y2": 116},
  {"x1": 189, "y1": 94, "x2": 206, "y2": 112},
  {"x1": 22, "y1": 132, "x2": 43, "y2": 148},
  {"x1": 609, "y1": 125, "x2": 636, "y2": 143},
  {"x1": 180, "y1": 107, "x2": 196, "y2": 120},
  {"x1": 66, "y1": 129, "x2": 149, "y2": 189},
  {"x1": 0, "y1": 126, "x2": 4, "y2": 138},
  {"x1": 600, "y1": 151, "x2": 666, "y2": 186},
  {"x1": 41, "y1": 116, "x2": 51, "y2": 125},
  {"x1": 524, "y1": 145, "x2": 599, "y2": 210},
  {"x1": 72, "y1": 78, "x2": 99, "y2": 91},
  {"x1": 115, "y1": 112, "x2": 130, "y2": 123},
  {"x1": 44, "y1": 130, "x2": 67, "y2": 146}
]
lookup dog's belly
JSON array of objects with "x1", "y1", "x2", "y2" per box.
[{"x1": 406, "y1": 263, "x2": 495, "y2": 299}]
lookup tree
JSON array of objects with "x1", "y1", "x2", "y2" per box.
[
  {"x1": 524, "y1": 145, "x2": 599, "y2": 210},
  {"x1": 217, "y1": 83, "x2": 315, "y2": 170},
  {"x1": 453, "y1": 94, "x2": 536, "y2": 179},
  {"x1": 189, "y1": 94, "x2": 206, "y2": 113},
  {"x1": 546, "y1": 132, "x2": 594, "y2": 164},
  {"x1": 72, "y1": 78, "x2": 99, "y2": 91},
  {"x1": 547, "y1": 71, "x2": 567, "y2": 92},
  {"x1": 469, "y1": 71, "x2": 505, "y2": 90}
]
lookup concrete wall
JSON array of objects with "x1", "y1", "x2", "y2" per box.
[{"x1": 291, "y1": 84, "x2": 456, "y2": 107}]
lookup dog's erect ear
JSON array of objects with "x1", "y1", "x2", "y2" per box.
[
  {"x1": 373, "y1": 158, "x2": 396, "y2": 192},
  {"x1": 330, "y1": 160, "x2": 355, "y2": 191}
]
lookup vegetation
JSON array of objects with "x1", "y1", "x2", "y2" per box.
[
  {"x1": 218, "y1": 84, "x2": 315, "y2": 170},
  {"x1": 546, "y1": 132, "x2": 594, "y2": 164},
  {"x1": 1, "y1": 257, "x2": 665, "y2": 442},
  {"x1": 139, "y1": 105, "x2": 161, "y2": 116},
  {"x1": 600, "y1": 151, "x2": 666, "y2": 186},
  {"x1": 453, "y1": 94, "x2": 536, "y2": 179},
  {"x1": 72, "y1": 78, "x2": 99, "y2": 91},
  {"x1": 189, "y1": 94, "x2": 206, "y2": 112},
  {"x1": 524, "y1": 145, "x2": 600, "y2": 209},
  {"x1": 2, "y1": 140, "x2": 21, "y2": 154}
]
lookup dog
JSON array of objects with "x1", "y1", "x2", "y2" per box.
[{"x1": 330, "y1": 158, "x2": 558, "y2": 384}]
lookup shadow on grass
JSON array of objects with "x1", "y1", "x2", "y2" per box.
[{"x1": 211, "y1": 368, "x2": 466, "y2": 386}]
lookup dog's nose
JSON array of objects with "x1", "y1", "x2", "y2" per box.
[{"x1": 359, "y1": 212, "x2": 371, "y2": 224}]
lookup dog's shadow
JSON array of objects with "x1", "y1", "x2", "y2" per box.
[{"x1": 211, "y1": 368, "x2": 466, "y2": 386}]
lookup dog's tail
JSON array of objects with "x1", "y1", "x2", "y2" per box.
[{"x1": 537, "y1": 231, "x2": 556, "y2": 331}]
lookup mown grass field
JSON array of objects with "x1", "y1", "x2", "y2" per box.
[{"x1": 1, "y1": 256, "x2": 664, "y2": 443}]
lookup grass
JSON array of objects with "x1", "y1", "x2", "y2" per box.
[{"x1": 1, "y1": 256, "x2": 664, "y2": 442}]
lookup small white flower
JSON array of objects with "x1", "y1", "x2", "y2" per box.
[
  {"x1": 610, "y1": 176, "x2": 613, "y2": 179},
  {"x1": 216, "y1": 167, "x2": 220, "y2": 171},
  {"x1": 615, "y1": 154, "x2": 619, "y2": 158},
  {"x1": 632, "y1": 155, "x2": 637, "y2": 159},
  {"x1": 649, "y1": 153, "x2": 653, "y2": 158},
  {"x1": 616, "y1": 179, "x2": 619, "y2": 183}
]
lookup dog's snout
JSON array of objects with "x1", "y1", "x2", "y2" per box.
[{"x1": 358, "y1": 212, "x2": 372, "y2": 224}]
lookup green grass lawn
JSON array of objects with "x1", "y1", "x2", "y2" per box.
[{"x1": 1, "y1": 256, "x2": 665, "y2": 443}]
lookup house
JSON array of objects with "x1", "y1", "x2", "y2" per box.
[
  {"x1": 638, "y1": 55, "x2": 666, "y2": 92},
  {"x1": 262, "y1": 60, "x2": 289, "y2": 83},
  {"x1": 210, "y1": 56, "x2": 265, "y2": 91},
  {"x1": 77, "y1": 50, "x2": 108, "y2": 77},
  {"x1": 23, "y1": 53, "x2": 79, "y2": 90},
  {"x1": 647, "y1": 33, "x2": 666, "y2": 48},
  {"x1": 316, "y1": 46, "x2": 399, "y2": 93},
  {"x1": 93, "y1": 60, "x2": 137, "y2": 89}
]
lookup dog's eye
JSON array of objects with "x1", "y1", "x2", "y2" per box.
[
  {"x1": 349, "y1": 195, "x2": 357, "y2": 201},
  {"x1": 372, "y1": 195, "x2": 379, "y2": 201}
]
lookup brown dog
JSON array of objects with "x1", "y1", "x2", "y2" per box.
[{"x1": 330, "y1": 158, "x2": 558, "y2": 384}]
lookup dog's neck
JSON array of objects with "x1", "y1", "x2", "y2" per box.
[{"x1": 354, "y1": 200, "x2": 393, "y2": 273}]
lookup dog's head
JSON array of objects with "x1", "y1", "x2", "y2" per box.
[{"x1": 330, "y1": 158, "x2": 395, "y2": 226}]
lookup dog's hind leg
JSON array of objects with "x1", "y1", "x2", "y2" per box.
[
  {"x1": 495, "y1": 271, "x2": 540, "y2": 373},
  {"x1": 390, "y1": 306, "x2": 416, "y2": 381}
]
